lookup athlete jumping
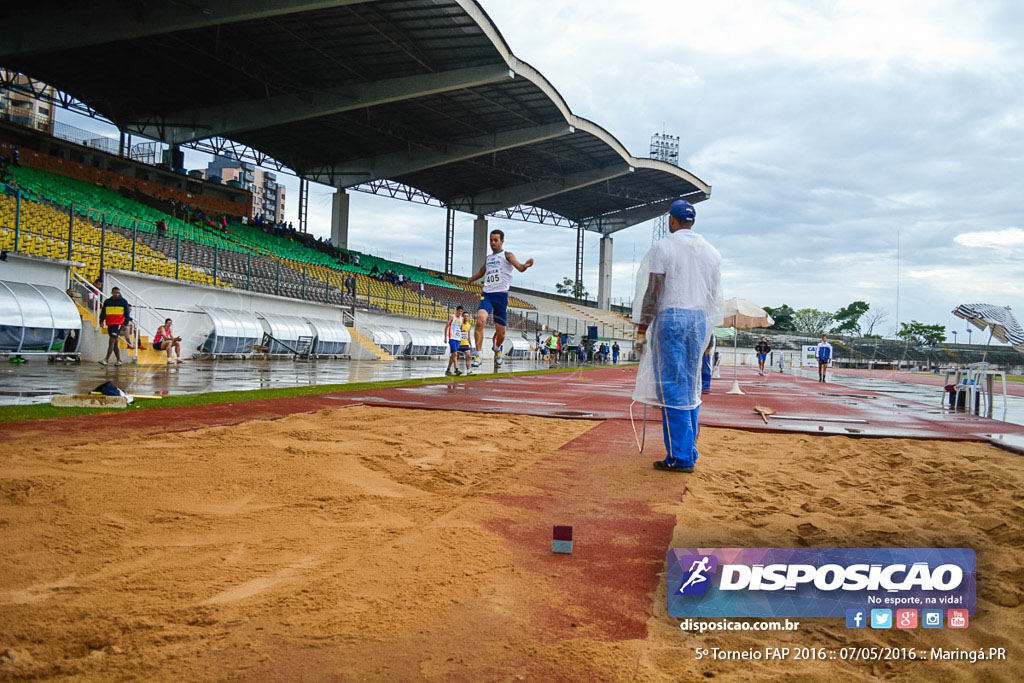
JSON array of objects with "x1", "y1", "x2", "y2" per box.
[{"x1": 466, "y1": 229, "x2": 534, "y2": 367}]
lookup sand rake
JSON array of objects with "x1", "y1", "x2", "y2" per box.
[{"x1": 753, "y1": 405, "x2": 867, "y2": 424}]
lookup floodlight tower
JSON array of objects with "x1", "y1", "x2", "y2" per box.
[{"x1": 650, "y1": 132, "x2": 680, "y2": 242}]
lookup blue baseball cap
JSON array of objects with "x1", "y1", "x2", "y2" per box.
[{"x1": 669, "y1": 200, "x2": 696, "y2": 221}]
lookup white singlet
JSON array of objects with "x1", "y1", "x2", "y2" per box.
[{"x1": 482, "y1": 250, "x2": 516, "y2": 293}]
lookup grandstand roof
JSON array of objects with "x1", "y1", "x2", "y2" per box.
[{"x1": 0, "y1": 0, "x2": 711, "y2": 234}]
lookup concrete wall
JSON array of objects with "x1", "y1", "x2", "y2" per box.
[{"x1": 0, "y1": 252, "x2": 73, "y2": 290}]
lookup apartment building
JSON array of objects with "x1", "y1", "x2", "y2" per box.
[{"x1": 204, "y1": 155, "x2": 286, "y2": 222}]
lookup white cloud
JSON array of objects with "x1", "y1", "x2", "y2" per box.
[{"x1": 954, "y1": 228, "x2": 1024, "y2": 248}]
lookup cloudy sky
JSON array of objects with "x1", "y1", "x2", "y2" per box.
[{"x1": 60, "y1": 1, "x2": 1024, "y2": 341}]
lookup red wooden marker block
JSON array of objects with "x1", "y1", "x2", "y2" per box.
[{"x1": 553, "y1": 525, "x2": 573, "y2": 541}]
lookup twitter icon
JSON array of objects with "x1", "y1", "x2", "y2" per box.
[{"x1": 870, "y1": 609, "x2": 892, "y2": 629}]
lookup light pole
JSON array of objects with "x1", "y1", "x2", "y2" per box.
[
  {"x1": 951, "y1": 330, "x2": 957, "y2": 345},
  {"x1": 895, "y1": 227, "x2": 900, "y2": 336},
  {"x1": 966, "y1": 328, "x2": 972, "y2": 345}
]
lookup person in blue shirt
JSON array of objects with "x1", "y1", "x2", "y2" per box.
[{"x1": 816, "y1": 335, "x2": 833, "y2": 383}]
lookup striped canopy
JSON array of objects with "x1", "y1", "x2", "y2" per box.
[{"x1": 952, "y1": 304, "x2": 1024, "y2": 352}]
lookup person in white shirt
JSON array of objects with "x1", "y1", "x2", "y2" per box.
[
  {"x1": 816, "y1": 335, "x2": 833, "y2": 383},
  {"x1": 465, "y1": 229, "x2": 534, "y2": 367},
  {"x1": 444, "y1": 306, "x2": 465, "y2": 376},
  {"x1": 633, "y1": 200, "x2": 723, "y2": 474}
]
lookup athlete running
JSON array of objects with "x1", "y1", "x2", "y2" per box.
[{"x1": 465, "y1": 229, "x2": 534, "y2": 367}]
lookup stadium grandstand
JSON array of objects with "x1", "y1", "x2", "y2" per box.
[{"x1": 0, "y1": 0, "x2": 709, "y2": 365}]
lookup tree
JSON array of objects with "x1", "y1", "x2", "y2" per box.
[
  {"x1": 897, "y1": 321, "x2": 946, "y2": 346},
  {"x1": 555, "y1": 276, "x2": 588, "y2": 299},
  {"x1": 831, "y1": 301, "x2": 871, "y2": 335},
  {"x1": 862, "y1": 307, "x2": 889, "y2": 337},
  {"x1": 792, "y1": 308, "x2": 835, "y2": 335},
  {"x1": 763, "y1": 304, "x2": 795, "y2": 331}
]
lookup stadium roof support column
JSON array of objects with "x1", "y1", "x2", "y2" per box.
[
  {"x1": 331, "y1": 189, "x2": 349, "y2": 250},
  {"x1": 445, "y1": 208, "x2": 456, "y2": 275},
  {"x1": 575, "y1": 226, "x2": 584, "y2": 300},
  {"x1": 598, "y1": 235, "x2": 613, "y2": 310},
  {"x1": 472, "y1": 216, "x2": 488, "y2": 275}
]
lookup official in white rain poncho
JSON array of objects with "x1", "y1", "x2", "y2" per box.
[{"x1": 632, "y1": 200, "x2": 723, "y2": 473}]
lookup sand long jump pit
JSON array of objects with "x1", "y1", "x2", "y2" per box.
[{"x1": 1, "y1": 404, "x2": 1023, "y2": 681}]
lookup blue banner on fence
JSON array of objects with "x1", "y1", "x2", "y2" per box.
[{"x1": 666, "y1": 548, "x2": 975, "y2": 618}]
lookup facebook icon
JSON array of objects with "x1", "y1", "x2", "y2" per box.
[{"x1": 846, "y1": 608, "x2": 867, "y2": 629}]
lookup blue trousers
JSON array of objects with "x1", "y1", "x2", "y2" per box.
[
  {"x1": 661, "y1": 405, "x2": 700, "y2": 467},
  {"x1": 653, "y1": 308, "x2": 707, "y2": 468},
  {"x1": 701, "y1": 353, "x2": 712, "y2": 391}
]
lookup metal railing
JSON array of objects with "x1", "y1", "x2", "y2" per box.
[{"x1": 3, "y1": 191, "x2": 640, "y2": 337}]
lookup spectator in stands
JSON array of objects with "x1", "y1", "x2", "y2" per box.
[
  {"x1": 153, "y1": 318, "x2": 184, "y2": 364},
  {"x1": 352, "y1": 253, "x2": 360, "y2": 267},
  {"x1": 345, "y1": 274, "x2": 356, "y2": 298},
  {"x1": 98, "y1": 286, "x2": 130, "y2": 366},
  {"x1": 419, "y1": 281, "x2": 425, "y2": 298},
  {"x1": 155, "y1": 218, "x2": 168, "y2": 237},
  {"x1": 87, "y1": 277, "x2": 103, "y2": 304},
  {"x1": 11, "y1": 147, "x2": 18, "y2": 167}
]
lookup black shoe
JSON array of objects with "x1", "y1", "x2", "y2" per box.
[{"x1": 653, "y1": 460, "x2": 694, "y2": 473}]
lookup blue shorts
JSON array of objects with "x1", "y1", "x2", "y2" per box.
[
  {"x1": 449, "y1": 339, "x2": 461, "y2": 354},
  {"x1": 478, "y1": 291, "x2": 508, "y2": 327},
  {"x1": 757, "y1": 353, "x2": 767, "y2": 361}
]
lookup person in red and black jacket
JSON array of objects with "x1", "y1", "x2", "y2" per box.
[{"x1": 98, "y1": 287, "x2": 130, "y2": 366}]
